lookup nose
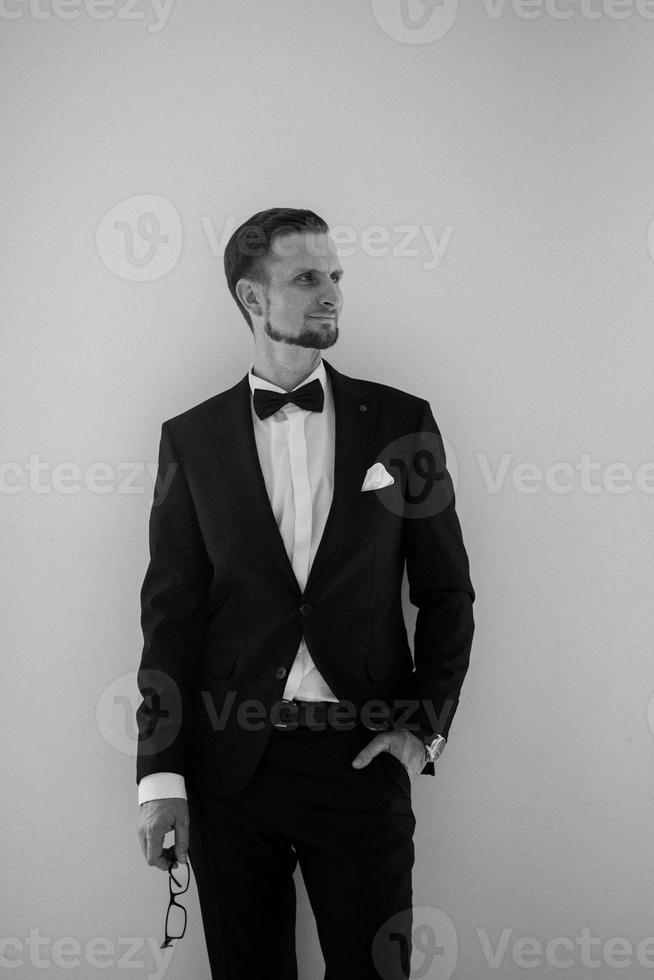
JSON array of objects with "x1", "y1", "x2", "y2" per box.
[{"x1": 318, "y1": 278, "x2": 341, "y2": 310}]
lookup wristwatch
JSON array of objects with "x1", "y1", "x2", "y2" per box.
[{"x1": 419, "y1": 732, "x2": 447, "y2": 766}]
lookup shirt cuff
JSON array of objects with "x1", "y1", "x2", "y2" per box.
[{"x1": 138, "y1": 772, "x2": 187, "y2": 805}]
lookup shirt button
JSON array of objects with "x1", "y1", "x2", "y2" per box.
[
  {"x1": 300, "y1": 603, "x2": 312, "y2": 616},
  {"x1": 275, "y1": 667, "x2": 287, "y2": 679}
]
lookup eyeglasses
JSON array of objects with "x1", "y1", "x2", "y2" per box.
[{"x1": 160, "y1": 847, "x2": 191, "y2": 950}]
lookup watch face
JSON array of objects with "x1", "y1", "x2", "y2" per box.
[{"x1": 426, "y1": 736, "x2": 445, "y2": 761}]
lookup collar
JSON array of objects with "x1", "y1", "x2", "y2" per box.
[{"x1": 248, "y1": 358, "x2": 326, "y2": 396}]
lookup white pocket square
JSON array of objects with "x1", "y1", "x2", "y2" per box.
[{"x1": 361, "y1": 462, "x2": 394, "y2": 491}]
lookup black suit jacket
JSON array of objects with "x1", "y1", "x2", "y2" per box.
[{"x1": 136, "y1": 358, "x2": 475, "y2": 798}]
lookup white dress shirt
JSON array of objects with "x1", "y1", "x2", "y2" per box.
[{"x1": 138, "y1": 358, "x2": 338, "y2": 805}]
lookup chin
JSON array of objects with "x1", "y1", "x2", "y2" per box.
[
  {"x1": 299, "y1": 326, "x2": 339, "y2": 350},
  {"x1": 264, "y1": 317, "x2": 338, "y2": 349}
]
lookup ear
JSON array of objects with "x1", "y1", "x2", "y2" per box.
[{"x1": 236, "y1": 278, "x2": 264, "y2": 319}]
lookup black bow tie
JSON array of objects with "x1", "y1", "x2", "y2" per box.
[{"x1": 252, "y1": 378, "x2": 325, "y2": 421}]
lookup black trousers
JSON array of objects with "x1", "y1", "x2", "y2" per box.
[{"x1": 187, "y1": 721, "x2": 416, "y2": 980}]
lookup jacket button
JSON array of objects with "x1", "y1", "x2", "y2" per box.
[
  {"x1": 275, "y1": 667, "x2": 287, "y2": 679},
  {"x1": 300, "y1": 603, "x2": 312, "y2": 616}
]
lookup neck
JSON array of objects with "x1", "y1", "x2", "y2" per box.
[{"x1": 251, "y1": 345, "x2": 322, "y2": 392}]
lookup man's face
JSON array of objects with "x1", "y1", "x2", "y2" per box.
[{"x1": 256, "y1": 230, "x2": 343, "y2": 350}]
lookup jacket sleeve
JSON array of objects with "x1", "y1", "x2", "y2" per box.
[
  {"x1": 135, "y1": 421, "x2": 212, "y2": 785},
  {"x1": 397, "y1": 399, "x2": 475, "y2": 750}
]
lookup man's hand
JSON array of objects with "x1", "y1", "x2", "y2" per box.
[
  {"x1": 137, "y1": 798, "x2": 189, "y2": 872},
  {"x1": 351, "y1": 729, "x2": 426, "y2": 781}
]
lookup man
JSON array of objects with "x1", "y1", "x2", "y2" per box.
[{"x1": 136, "y1": 207, "x2": 475, "y2": 979}]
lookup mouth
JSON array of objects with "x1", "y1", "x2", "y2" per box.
[{"x1": 306, "y1": 315, "x2": 337, "y2": 321}]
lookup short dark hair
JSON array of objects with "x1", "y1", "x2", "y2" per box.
[{"x1": 224, "y1": 207, "x2": 329, "y2": 332}]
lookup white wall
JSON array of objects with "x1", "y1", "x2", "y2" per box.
[{"x1": 3, "y1": 1, "x2": 654, "y2": 977}]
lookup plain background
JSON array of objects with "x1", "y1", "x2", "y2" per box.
[{"x1": 3, "y1": 1, "x2": 654, "y2": 977}]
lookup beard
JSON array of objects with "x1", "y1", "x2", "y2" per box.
[{"x1": 263, "y1": 315, "x2": 339, "y2": 350}]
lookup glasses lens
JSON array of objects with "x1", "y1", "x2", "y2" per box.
[{"x1": 166, "y1": 903, "x2": 187, "y2": 939}]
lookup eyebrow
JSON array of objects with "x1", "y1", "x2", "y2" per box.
[{"x1": 290, "y1": 266, "x2": 344, "y2": 277}]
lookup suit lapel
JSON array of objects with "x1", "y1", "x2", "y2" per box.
[
  {"x1": 205, "y1": 358, "x2": 379, "y2": 596},
  {"x1": 306, "y1": 359, "x2": 379, "y2": 591}
]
